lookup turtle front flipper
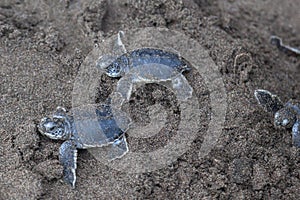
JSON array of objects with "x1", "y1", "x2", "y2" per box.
[
  {"x1": 254, "y1": 89, "x2": 284, "y2": 114},
  {"x1": 270, "y1": 36, "x2": 300, "y2": 56},
  {"x1": 96, "y1": 31, "x2": 127, "y2": 71},
  {"x1": 113, "y1": 31, "x2": 127, "y2": 55},
  {"x1": 59, "y1": 140, "x2": 77, "y2": 188},
  {"x1": 292, "y1": 120, "x2": 300, "y2": 147}
]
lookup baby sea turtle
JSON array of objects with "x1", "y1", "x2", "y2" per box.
[
  {"x1": 38, "y1": 103, "x2": 131, "y2": 188},
  {"x1": 254, "y1": 89, "x2": 300, "y2": 147},
  {"x1": 103, "y1": 47, "x2": 191, "y2": 78},
  {"x1": 97, "y1": 31, "x2": 193, "y2": 102}
]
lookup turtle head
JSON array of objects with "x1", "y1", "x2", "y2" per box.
[
  {"x1": 105, "y1": 56, "x2": 128, "y2": 78},
  {"x1": 38, "y1": 117, "x2": 71, "y2": 140},
  {"x1": 274, "y1": 108, "x2": 297, "y2": 129},
  {"x1": 38, "y1": 107, "x2": 72, "y2": 140}
]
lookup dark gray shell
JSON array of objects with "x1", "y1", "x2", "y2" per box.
[
  {"x1": 71, "y1": 103, "x2": 131, "y2": 148},
  {"x1": 127, "y1": 48, "x2": 191, "y2": 72}
]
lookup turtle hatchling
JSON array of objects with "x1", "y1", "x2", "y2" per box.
[
  {"x1": 38, "y1": 103, "x2": 131, "y2": 188},
  {"x1": 97, "y1": 31, "x2": 193, "y2": 102},
  {"x1": 254, "y1": 89, "x2": 300, "y2": 147}
]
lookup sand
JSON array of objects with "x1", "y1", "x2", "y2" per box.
[{"x1": 0, "y1": 0, "x2": 299, "y2": 199}]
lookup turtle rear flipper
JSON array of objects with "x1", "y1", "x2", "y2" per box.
[
  {"x1": 59, "y1": 140, "x2": 77, "y2": 188},
  {"x1": 254, "y1": 89, "x2": 284, "y2": 113},
  {"x1": 109, "y1": 136, "x2": 129, "y2": 160},
  {"x1": 90, "y1": 136, "x2": 129, "y2": 161},
  {"x1": 292, "y1": 120, "x2": 300, "y2": 147}
]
